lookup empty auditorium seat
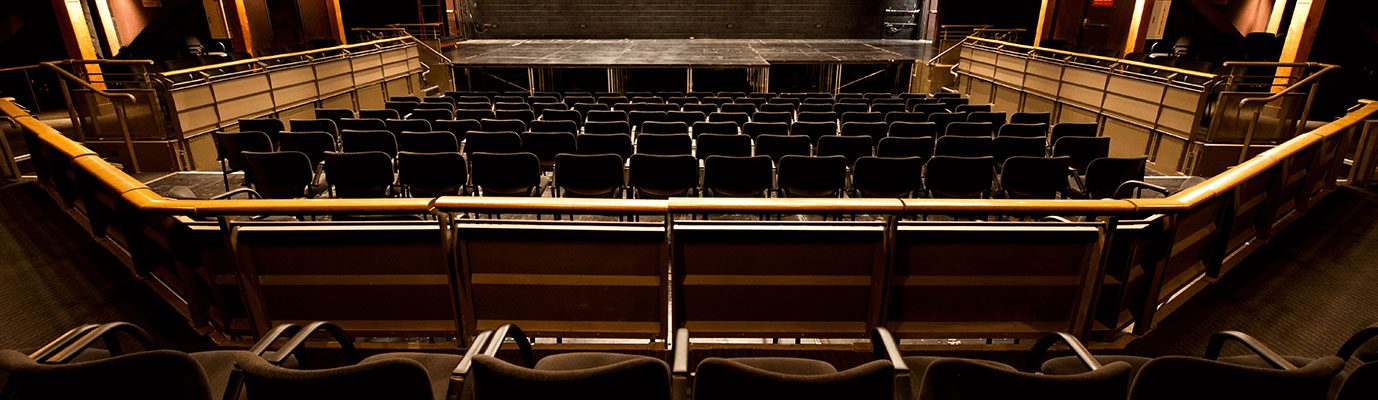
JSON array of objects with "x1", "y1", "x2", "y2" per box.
[
  {"x1": 994, "y1": 136, "x2": 1048, "y2": 165},
  {"x1": 927, "y1": 112, "x2": 967, "y2": 135},
  {"x1": 696, "y1": 133, "x2": 752, "y2": 159},
  {"x1": 955, "y1": 104, "x2": 993, "y2": 113},
  {"x1": 470, "y1": 152, "x2": 543, "y2": 197},
  {"x1": 791, "y1": 121, "x2": 837, "y2": 145},
  {"x1": 852, "y1": 156, "x2": 924, "y2": 198},
  {"x1": 522, "y1": 132, "x2": 577, "y2": 170},
  {"x1": 667, "y1": 111, "x2": 708, "y2": 126},
  {"x1": 682, "y1": 103, "x2": 719, "y2": 114},
  {"x1": 479, "y1": 118, "x2": 526, "y2": 133},
  {"x1": 841, "y1": 112, "x2": 884, "y2": 124},
  {"x1": 834, "y1": 102, "x2": 868, "y2": 114},
  {"x1": 935, "y1": 136, "x2": 994, "y2": 158},
  {"x1": 466, "y1": 325, "x2": 671, "y2": 400},
  {"x1": 289, "y1": 119, "x2": 338, "y2": 137},
  {"x1": 817, "y1": 136, "x2": 874, "y2": 167},
  {"x1": 885, "y1": 112, "x2": 928, "y2": 125},
  {"x1": 630, "y1": 111, "x2": 669, "y2": 131},
  {"x1": 703, "y1": 155, "x2": 774, "y2": 197},
  {"x1": 360, "y1": 109, "x2": 400, "y2": 120},
  {"x1": 742, "y1": 121, "x2": 789, "y2": 139},
  {"x1": 641, "y1": 121, "x2": 690, "y2": 135},
  {"x1": 777, "y1": 155, "x2": 847, "y2": 197},
  {"x1": 945, "y1": 122, "x2": 995, "y2": 137},
  {"x1": 554, "y1": 153, "x2": 625, "y2": 198},
  {"x1": 1072, "y1": 156, "x2": 1157, "y2": 199},
  {"x1": 1053, "y1": 136, "x2": 1112, "y2": 174},
  {"x1": 1050, "y1": 122, "x2": 1100, "y2": 145},
  {"x1": 434, "y1": 119, "x2": 481, "y2": 143},
  {"x1": 340, "y1": 118, "x2": 388, "y2": 132},
  {"x1": 906, "y1": 333, "x2": 1131, "y2": 400},
  {"x1": 240, "y1": 118, "x2": 286, "y2": 145},
  {"x1": 409, "y1": 108, "x2": 453, "y2": 123},
  {"x1": 324, "y1": 151, "x2": 395, "y2": 198},
  {"x1": 756, "y1": 135, "x2": 812, "y2": 163},
  {"x1": 842, "y1": 121, "x2": 888, "y2": 142},
  {"x1": 637, "y1": 134, "x2": 693, "y2": 156},
  {"x1": 530, "y1": 120, "x2": 578, "y2": 134},
  {"x1": 397, "y1": 151, "x2": 467, "y2": 197},
  {"x1": 751, "y1": 111, "x2": 793, "y2": 124},
  {"x1": 709, "y1": 112, "x2": 751, "y2": 127},
  {"x1": 629, "y1": 154, "x2": 698, "y2": 198},
  {"x1": 455, "y1": 109, "x2": 497, "y2": 121},
  {"x1": 385, "y1": 119, "x2": 433, "y2": 136},
  {"x1": 242, "y1": 151, "x2": 321, "y2": 199},
  {"x1": 1011, "y1": 112, "x2": 1052, "y2": 125},
  {"x1": 997, "y1": 123, "x2": 1049, "y2": 138},
  {"x1": 214, "y1": 131, "x2": 274, "y2": 189},
  {"x1": 340, "y1": 130, "x2": 399, "y2": 158},
  {"x1": 797, "y1": 111, "x2": 839, "y2": 123},
  {"x1": 541, "y1": 110, "x2": 583, "y2": 126},
  {"x1": 720, "y1": 103, "x2": 756, "y2": 115},
  {"x1": 280, "y1": 131, "x2": 336, "y2": 172},
  {"x1": 1000, "y1": 156, "x2": 1071, "y2": 199},
  {"x1": 924, "y1": 156, "x2": 995, "y2": 198},
  {"x1": 577, "y1": 133, "x2": 634, "y2": 159},
  {"x1": 315, "y1": 108, "x2": 354, "y2": 123}
]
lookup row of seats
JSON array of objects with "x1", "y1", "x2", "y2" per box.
[
  {"x1": 221, "y1": 123, "x2": 1147, "y2": 199},
  {"x1": 7, "y1": 321, "x2": 1377, "y2": 400}
]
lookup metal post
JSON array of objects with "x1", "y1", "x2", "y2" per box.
[
  {"x1": 112, "y1": 103, "x2": 141, "y2": 173},
  {"x1": 23, "y1": 69, "x2": 42, "y2": 114}
]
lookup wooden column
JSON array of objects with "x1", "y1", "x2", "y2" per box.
[
  {"x1": 1265, "y1": 0, "x2": 1288, "y2": 34},
  {"x1": 1124, "y1": 0, "x2": 1156, "y2": 53},
  {"x1": 1278, "y1": 0, "x2": 1325, "y2": 64},
  {"x1": 49, "y1": 0, "x2": 103, "y2": 86},
  {"x1": 326, "y1": 0, "x2": 347, "y2": 44},
  {"x1": 1034, "y1": 0, "x2": 1058, "y2": 46},
  {"x1": 225, "y1": 0, "x2": 255, "y2": 54}
]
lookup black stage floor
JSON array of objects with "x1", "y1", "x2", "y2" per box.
[{"x1": 446, "y1": 39, "x2": 936, "y2": 68}]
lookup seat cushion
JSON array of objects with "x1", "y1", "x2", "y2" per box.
[
  {"x1": 904, "y1": 356, "x2": 1018, "y2": 396},
  {"x1": 363, "y1": 352, "x2": 464, "y2": 400},
  {"x1": 1042, "y1": 355, "x2": 1152, "y2": 377},
  {"x1": 533, "y1": 352, "x2": 655, "y2": 371},
  {"x1": 190, "y1": 350, "x2": 253, "y2": 398},
  {"x1": 727, "y1": 357, "x2": 838, "y2": 375}
]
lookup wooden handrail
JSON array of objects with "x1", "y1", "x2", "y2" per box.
[
  {"x1": 965, "y1": 37, "x2": 1218, "y2": 80},
  {"x1": 160, "y1": 36, "x2": 413, "y2": 77},
  {"x1": 1235, "y1": 63, "x2": 1340, "y2": 108}
]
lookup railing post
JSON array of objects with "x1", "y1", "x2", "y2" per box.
[
  {"x1": 113, "y1": 102, "x2": 141, "y2": 173},
  {"x1": 1348, "y1": 120, "x2": 1378, "y2": 187}
]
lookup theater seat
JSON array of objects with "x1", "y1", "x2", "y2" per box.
[
  {"x1": 466, "y1": 325, "x2": 670, "y2": 400},
  {"x1": 905, "y1": 333, "x2": 1131, "y2": 400},
  {"x1": 681, "y1": 328, "x2": 897, "y2": 400}
]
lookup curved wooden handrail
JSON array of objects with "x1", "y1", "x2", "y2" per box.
[
  {"x1": 161, "y1": 36, "x2": 413, "y2": 76},
  {"x1": 965, "y1": 37, "x2": 1218, "y2": 80},
  {"x1": 1235, "y1": 63, "x2": 1340, "y2": 109}
]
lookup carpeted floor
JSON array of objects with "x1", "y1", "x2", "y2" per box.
[{"x1": 2, "y1": 178, "x2": 1377, "y2": 363}]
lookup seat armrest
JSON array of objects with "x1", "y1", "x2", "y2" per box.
[
  {"x1": 28, "y1": 324, "x2": 99, "y2": 362},
  {"x1": 267, "y1": 321, "x2": 358, "y2": 365},
  {"x1": 453, "y1": 330, "x2": 493, "y2": 376},
  {"x1": 870, "y1": 327, "x2": 908, "y2": 373},
  {"x1": 247, "y1": 323, "x2": 302, "y2": 358},
  {"x1": 482, "y1": 324, "x2": 535, "y2": 368},
  {"x1": 1026, "y1": 332, "x2": 1101, "y2": 373},
  {"x1": 45, "y1": 322, "x2": 156, "y2": 364},
  {"x1": 1337, "y1": 323, "x2": 1378, "y2": 361},
  {"x1": 673, "y1": 328, "x2": 692, "y2": 375},
  {"x1": 1204, "y1": 330, "x2": 1294, "y2": 370},
  {"x1": 1113, "y1": 180, "x2": 1170, "y2": 199}
]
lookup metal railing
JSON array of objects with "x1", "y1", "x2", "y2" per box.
[
  {"x1": 1223, "y1": 62, "x2": 1339, "y2": 163},
  {"x1": 42, "y1": 60, "x2": 157, "y2": 173}
]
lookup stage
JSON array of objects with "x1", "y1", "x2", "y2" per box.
[{"x1": 444, "y1": 39, "x2": 936, "y2": 93}]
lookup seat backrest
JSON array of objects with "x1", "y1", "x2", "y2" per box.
[
  {"x1": 1053, "y1": 136, "x2": 1112, "y2": 174},
  {"x1": 407, "y1": 109, "x2": 452, "y2": 123},
  {"x1": 1085, "y1": 156, "x2": 1148, "y2": 199},
  {"x1": 1129, "y1": 356, "x2": 1343, "y2": 400},
  {"x1": 541, "y1": 110, "x2": 583, "y2": 126},
  {"x1": 575, "y1": 103, "x2": 613, "y2": 117},
  {"x1": 239, "y1": 118, "x2": 286, "y2": 144},
  {"x1": 998, "y1": 123, "x2": 1049, "y2": 138},
  {"x1": 0, "y1": 349, "x2": 214, "y2": 400},
  {"x1": 628, "y1": 154, "x2": 699, "y2": 198},
  {"x1": 796, "y1": 111, "x2": 839, "y2": 123},
  {"x1": 554, "y1": 153, "x2": 625, "y2": 198},
  {"x1": 673, "y1": 220, "x2": 888, "y2": 337},
  {"x1": 1011, "y1": 112, "x2": 1052, "y2": 125},
  {"x1": 324, "y1": 151, "x2": 395, "y2": 198},
  {"x1": 470, "y1": 152, "x2": 541, "y2": 196},
  {"x1": 923, "y1": 156, "x2": 995, "y2": 198},
  {"x1": 877, "y1": 136, "x2": 934, "y2": 160},
  {"x1": 397, "y1": 131, "x2": 459, "y2": 153},
  {"x1": 229, "y1": 220, "x2": 454, "y2": 336},
  {"x1": 888, "y1": 221, "x2": 1108, "y2": 338},
  {"x1": 777, "y1": 155, "x2": 847, "y2": 197},
  {"x1": 629, "y1": 111, "x2": 669, "y2": 129},
  {"x1": 709, "y1": 112, "x2": 751, "y2": 127},
  {"x1": 667, "y1": 111, "x2": 708, "y2": 126},
  {"x1": 587, "y1": 110, "x2": 629, "y2": 123},
  {"x1": 692, "y1": 359, "x2": 894, "y2": 400},
  {"x1": 911, "y1": 103, "x2": 949, "y2": 114},
  {"x1": 289, "y1": 119, "x2": 338, "y2": 136},
  {"x1": 641, "y1": 121, "x2": 689, "y2": 135},
  {"x1": 530, "y1": 119, "x2": 578, "y2": 134},
  {"x1": 397, "y1": 151, "x2": 466, "y2": 197},
  {"x1": 742, "y1": 122, "x2": 789, "y2": 139},
  {"x1": 816, "y1": 136, "x2": 874, "y2": 166},
  {"x1": 935, "y1": 136, "x2": 995, "y2": 158},
  {"x1": 945, "y1": 122, "x2": 994, "y2": 137},
  {"x1": 1000, "y1": 156, "x2": 1071, "y2": 199},
  {"x1": 315, "y1": 108, "x2": 354, "y2": 122},
  {"x1": 920, "y1": 358, "x2": 1132, "y2": 400},
  {"x1": 682, "y1": 103, "x2": 719, "y2": 114},
  {"x1": 468, "y1": 355, "x2": 671, "y2": 400},
  {"x1": 692, "y1": 121, "x2": 739, "y2": 137},
  {"x1": 576, "y1": 133, "x2": 634, "y2": 159},
  {"x1": 637, "y1": 133, "x2": 693, "y2": 156},
  {"x1": 340, "y1": 130, "x2": 398, "y2": 158},
  {"x1": 841, "y1": 112, "x2": 883, "y2": 124},
  {"x1": 386, "y1": 101, "x2": 420, "y2": 115},
  {"x1": 237, "y1": 354, "x2": 433, "y2": 400},
  {"x1": 242, "y1": 151, "x2": 315, "y2": 199},
  {"x1": 759, "y1": 103, "x2": 796, "y2": 113},
  {"x1": 927, "y1": 112, "x2": 967, "y2": 135},
  {"x1": 1050, "y1": 122, "x2": 1100, "y2": 144},
  {"x1": 994, "y1": 136, "x2": 1049, "y2": 164},
  {"x1": 339, "y1": 118, "x2": 388, "y2": 132},
  {"x1": 479, "y1": 118, "x2": 526, "y2": 133},
  {"x1": 214, "y1": 131, "x2": 274, "y2": 174},
  {"x1": 852, "y1": 156, "x2": 924, "y2": 198},
  {"x1": 584, "y1": 120, "x2": 633, "y2": 136},
  {"x1": 280, "y1": 131, "x2": 337, "y2": 166},
  {"x1": 790, "y1": 121, "x2": 838, "y2": 145},
  {"x1": 752, "y1": 111, "x2": 793, "y2": 124},
  {"x1": 464, "y1": 131, "x2": 523, "y2": 155},
  {"x1": 871, "y1": 103, "x2": 906, "y2": 114},
  {"x1": 696, "y1": 133, "x2": 752, "y2": 159},
  {"x1": 885, "y1": 112, "x2": 928, "y2": 125},
  {"x1": 956, "y1": 104, "x2": 995, "y2": 113},
  {"x1": 455, "y1": 109, "x2": 498, "y2": 121},
  {"x1": 721, "y1": 103, "x2": 757, "y2": 115},
  {"x1": 889, "y1": 121, "x2": 937, "y2": 138},
  {"x1": 841, "y1": 122, "x2": 888, "y2": 142},
  {"x1": 359, "y1": 109, "x2": 400, "y2": 120},
  {"x1": 495, "y1": 109, "x2": 536, "y2": 125},
  {"x1": 434, "y1": 119, "x2": 482, "y2": 143},
  {"x1": 833, "y1": 102, "x2": 868, "y2": 114},
  {"x1": 522, "y1": 132, "x2": 577, "y2": 165},
  {"x1": 755, "y1": 135, "x2": 812, "y2": 163},
  {"x1": 703, "y1": 155, "x2": 774, "y2": 197},
  {"x1": 455, "y1": 221, "x2": 668, "y2": 337}
]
